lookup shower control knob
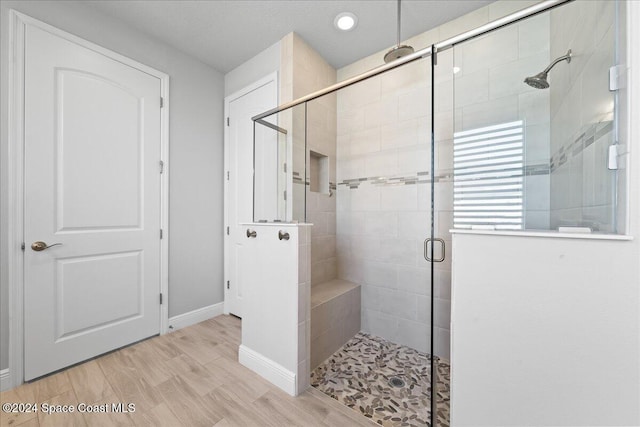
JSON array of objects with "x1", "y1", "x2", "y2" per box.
[{"x1": 278, "y1": 230, "x2": 290, "y2": 241}]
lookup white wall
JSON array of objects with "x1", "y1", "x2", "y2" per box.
[
  {"x1": 450, "y1": 233, "x2": 639, "y2": 426},
  {"x1": 450, "y1": 2, "x2": 640, "y2": 424},
  {"x1": 0, "y1": 1, "x2": 225, "y2": 371},
  {"x1": 224, "y1": 41, "x2": 280, "y2": 97}
]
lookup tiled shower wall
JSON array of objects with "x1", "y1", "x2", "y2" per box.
[
  {"x1": 280, "y1": 33, "x2": 338, "y2": 286},
  {"x1": 307, "y1": 93, "x2": 338, "y2": 286},
  {"x1": 335, "y1": 60, "x2": 435, "y2": 355},
  {"x1": 335, "y1": 0, "x2": 549, "y2": 359},
  {"x1": 549, "y1": 0, "x2": 618, "y2": 232}
]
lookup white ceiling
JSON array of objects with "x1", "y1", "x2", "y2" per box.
[{"x1": 86, "y1": 0, "x2": 494, "y2": 74}]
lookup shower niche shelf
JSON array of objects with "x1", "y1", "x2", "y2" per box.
[{"x1": 309, "y1": 150, "x2": 329, "y2": 194}]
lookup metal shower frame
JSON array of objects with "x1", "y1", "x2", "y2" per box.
[{"x1": 253, "y1": 0, "x2": 572, "y2": 123}]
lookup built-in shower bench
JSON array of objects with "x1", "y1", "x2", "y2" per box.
[{"x1": 310, "y1": 279, "x2": 361, "y2": 369}]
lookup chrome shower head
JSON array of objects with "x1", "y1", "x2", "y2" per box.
[
  {"x1": 384, "y1": 0, "x2": 414, "y2": 63},
  {"x1": 384, "y1": 44, "x2": 415, "y2": 63},
  {"x1": 524, "y1": 72, "x2": 550, "y2": 89},
  {"x1": 524, "y1": 49, "x2": 572, "y2": 89}
]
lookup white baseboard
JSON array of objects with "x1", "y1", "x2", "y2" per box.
[
  {"x1": 0, "y1": 369, "x2": 11, "y2": 391},
  {"x1": 238, "y1": 345, "x2": 296, "y2": 396},
  {"x1": 167, "y1": 302, "x2": 224, "y2": 332},
  {"x1": 223, "y1": 300, "x2": 229, "y2": 315}
]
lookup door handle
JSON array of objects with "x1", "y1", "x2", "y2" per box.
[
  {"x1": 246, "y1": 229, "x2": 257, "y2": 238},
  {"x1": 31, "y1": 241, "x2": 62, "y2": 252},
  {"x1": 424, "y1": 238, "x2": 445, "y2": 262},
  {"x1": 278, "y1": 230, "x2": 290, "y2": 241}
]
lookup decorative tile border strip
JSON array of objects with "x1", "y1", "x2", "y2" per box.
[
  {"x1": 525, "y1": 163, "x2": 550, "y2": 176},
  {"x1": 337, "y1": 172, "x2": 432, "y2": 189},
  {"x1": 288, "y1": 122, "x2": 606, "y2": 190},
  {"x1": 321, "y1": 164, "x2": 550, "y2": 190},
  {"x1": 291, "y1": 172, "x2": 336, "y2": 190},
  {"x1": 550, "y1": 120, "x2": 613, "y2": 173}
]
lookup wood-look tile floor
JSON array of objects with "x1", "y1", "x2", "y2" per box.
[{"x1": 0, "y1": 315, "x2": 377, "y2": 427}]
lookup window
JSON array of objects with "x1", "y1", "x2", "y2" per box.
[{"x1": 453, "y1": 121, "x2": 524, "y2": 230}]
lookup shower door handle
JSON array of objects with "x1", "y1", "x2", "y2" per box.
[{"x1": 424, "y1": 238, "x2": 445, "y2": 262}]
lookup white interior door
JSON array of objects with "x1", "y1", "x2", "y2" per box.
[
  {"x1": 23, "y1": 24, "x2": 163, "y2": 380},
  {"x1": 225, "y1": 75, "x2": 277, "y2": 318}
]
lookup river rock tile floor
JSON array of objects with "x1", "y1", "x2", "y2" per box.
[{"x1": 310, "y1": 333, "x2": 450, "y2": 427}]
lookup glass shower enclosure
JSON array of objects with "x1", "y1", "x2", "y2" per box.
[{"x1": 250, "y1": 1, "x2": 625, "y2": 425}]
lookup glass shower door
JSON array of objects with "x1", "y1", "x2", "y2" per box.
[
  {"x1": 304, "y1": 55, "x2": 439, "y2": 426},
  {"x1": 429, "y1": 45, "x2": 455, "y2": 427}
]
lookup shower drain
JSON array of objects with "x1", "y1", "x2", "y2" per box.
[{"x1": 388, "y1": 377, "x2": 406, "y2": 388}]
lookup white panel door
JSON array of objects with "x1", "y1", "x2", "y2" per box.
[
  {"x1": 225, "y1": 77, "x2": 277, "y2": 317},
  {"x1": 23, "y1": 25, "x2": 162, "y2": 380}
]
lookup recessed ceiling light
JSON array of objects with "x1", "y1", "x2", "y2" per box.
[{"x1": 334, "y1": 12, "x2": 357, "y2": 31}]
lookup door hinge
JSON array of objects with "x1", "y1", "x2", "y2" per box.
[
  {"x1": 226, "y1": 226, "x2": 230, "y2": 235},
  {"x1": 227, "y1": 280, "x2": 230, "y2": 290},
  {"x1": 159, "y1": 160, "x2": 164, "y2": 174},
  {"x1": 160, "y1": 293, "x2": 163, "y2": 304},
  {"x1": 226, "y1": 117, "x2": 230, "y2": 126},
  {"x1": 21, "y1": 242, "x2": 25, "y2": 251},
  {"x1": 160, "y1": 97, "x2": 164, "y2": 108},
  {"x1": 227, "y1": 171, "x2": 230, "y2": 181},
  {"x1": 160, "y1": 229, "x2": 163, "y2": 239},
  {"x1": 284, "y1": 190, "x2": 287, "y2": 201},
  {"x1": 284, "y1": 163, "x2": 287, "y2": 173}
]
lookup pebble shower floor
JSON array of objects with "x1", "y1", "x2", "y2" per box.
[{"x1": 310, "y1": 333, "x2": 450, "y2": 427}]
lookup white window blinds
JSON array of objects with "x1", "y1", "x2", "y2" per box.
[{"x1": 453, "y1": 120, "x2": 524, "y2": 230}]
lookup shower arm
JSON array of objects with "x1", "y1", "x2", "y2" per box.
[
  {"x1": 542, "y1": 49, "x2": 572, "y2": 74},
  {"x1": 395, "y1": 0, "x2": 402, "y2": 48}
]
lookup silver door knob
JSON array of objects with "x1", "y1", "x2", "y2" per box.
[
  {"x1": 246, "y1": 229, "x2": 257, "y2": 238},
  {"x1": 31, "y1": 241, "x2": 62, "y2": 251}
]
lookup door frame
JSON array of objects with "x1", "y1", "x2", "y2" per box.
[
  {"x1": 223, "y1": 72, "x2": 278, "y2": 315},
  {"x1": 4, "y1": 10, "x2": 170, "y2": 389}
]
